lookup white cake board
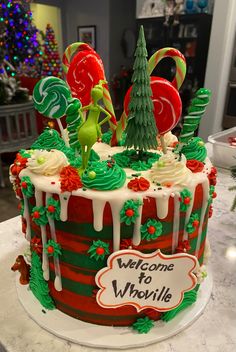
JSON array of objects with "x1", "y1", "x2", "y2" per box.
[{"x1": 16, "y1": 270, "x2": 213, "y2": 349}]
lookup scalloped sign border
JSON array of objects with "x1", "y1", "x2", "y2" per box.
[{"x1": 95, "y1": 249, "x2": 197, "y2": 312}]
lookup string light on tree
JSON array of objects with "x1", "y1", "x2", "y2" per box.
[{"x1": 41, "y1": 24, "x2": 62, "y2": 78}]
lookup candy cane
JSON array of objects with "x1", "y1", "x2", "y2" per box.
[{"x1": 148, "y1": 47, "x2": 186, "y2": 90}]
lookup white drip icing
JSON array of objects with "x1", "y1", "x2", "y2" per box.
[
  {"x1": 46, "y1": 192, "x2": 62, "y2": 291},
  {"x1": 59, "y1": 193, "x2": 70, "y2": 221},
  {"x1": 132, "y1": 202, "x2": 143, "y2": 246},
  {"x1": 172, "y1": 193, "x2": 180, "y2": 253},
  {"x1": 109, "y1": 199, "x2": 124, "y2": 252},
  {"x1": 22, "y1": 194, "x2": 31, "y2": 241},
  {"x1": 195, "y1": 179, "x2": 210, "y2": 257},
  {"x1": 35, "y1": 189, "x2": 49, "y2": 281},
  {"x1": 182, "y1": 184, "x2": 196, "y2": 241},
  {"x1": 155, "y1": 194, "x2": 170, "y2": 219},
  {"x1": 92, "y1": 199, "x2": 106, "y2": 231}
]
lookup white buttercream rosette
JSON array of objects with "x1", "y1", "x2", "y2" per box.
[{"x1": 26, "y1": 149, "x2": 69, "y2": 176}]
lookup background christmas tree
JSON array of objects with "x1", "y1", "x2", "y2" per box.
[
  {"x1": 29, "y1": 251, "x2": 55, "y2": 310},
  {"x1": 41, "y1": 24, "x2": 62, "y2": 78},
  {"x1": 0, "y1": 0, "x2": 42, "y2": 78},
  {"x1": 124, "y1": 25, "x2": 157, "y2": 156}
]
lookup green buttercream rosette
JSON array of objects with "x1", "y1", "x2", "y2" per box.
[
  {"x1": 180, "y1": 137, "x2": 207, "y2": 162},
  {"x1": 120, "y1": 199, "x2": 143, "y2": 225},
  {"x1": 102, "y1": 130, "x2": 127, "y2": 146},
  {"x1": 179, "y1": 188, "x2": 192, "y2": 212},
  {"x1": 132, "y1": 317, "x2": 154, "y2": 334},
  {"x1": 21, "y1": 176, "x2": 34, "y2": 198},
  {"x1": 44, "y1": 239, "x2": 62, "y2": 258},
  {"x1": 32, "y1": 206, "x2": 48, "y2": 226},
  {"x1": 186, "y1": 213, "x2": 200, "y2": 234},
  {"x1": 46, "y1": 197, "x2": 60, "y2": 221},
  {"x1": 140, "y1": 218, "x2": 162, "y2": 241},
  {"x1": 88, "y1": 240, "x2": 110, "y2": 261},
  {"x1": 82, "y1": 160, "x2": 126, "y2": 191}
]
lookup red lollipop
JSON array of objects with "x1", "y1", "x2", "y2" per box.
[
  {"x1": 124, "y1": 77, "x2": 182, "y2": 135},
  {"x1": 65, "y1": 44, "x2": 105, "y2": 106}
]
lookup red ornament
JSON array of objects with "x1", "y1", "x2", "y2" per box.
[
  {"x1": 96, "y1": 247, "x2": 105, "y2": 255},
  {"x1": 127, "y1": 177, "x2": 150, "y2": 192},
  {"x1": 209, "y1": 205, "x2": 213, "y2": 218},
  {"x1": 33, "y1": 211, "x2": 40, "y2": 219},
  {"x1": 47, "y1": 205, "x2": 55, "y2": 213},
  {"x1": 208, "y1": 167, "x2": 217, "y2": 186},
  {"x1": 184, "y1": 197, "x2": 191, "y2": 205},
  {"x1": 192, "y1": 220, "x2": 199, "y2": 227},
  {"x1": 125, "y1": 209, "x2": 134, "y2": 217},
  {"x1": 124, "y1": 77, "x2": 182, "y2": 135},
  {"x1": 47, "y1": 246, "x2": 54, "y2": 254},
  {"x1": 65, "y1": 43, "x2": 105, "y2": 106},
  {"x1": 21, "y1": 181, "x2": 27, "y2": 189},
  {"x1": 147, "y1": 226, "x2": 156, "y2": 234}
]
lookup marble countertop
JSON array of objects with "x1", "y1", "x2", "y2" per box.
[{"x1": 0, "y1": 167, "x2": 236, "y2": 352}]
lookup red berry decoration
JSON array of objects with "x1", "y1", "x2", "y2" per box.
[
  {"x1": 125, "y1": 209, "x2": 134, "y2": 217},
  {"x1": 147, "y1": 226, "x2": 156, "y2": 234},
  {"x1": 192, "y1": 220, "x2": 199, "y2": 227},
  {"x1": 33, "y1": 211, "x2": 40, "y2": 219},
  {"x1": 212, "y1": 192, "x2": 217, "y2": 199},
  {"x1": 96, "y1": 247, "x2": 105, "y2": 255},
  {"x1": 21, "y1": 181, "x2": 27, "y2": 189},
  {"x1": 47, "y1": 205, "x2": 55, "y2": 213},
  {"x1": 47, "y1": 246, "x2": 54, "y2": 254},
  {"x1": 184, "y1": 197, "x2": 191, "y2": 205}
]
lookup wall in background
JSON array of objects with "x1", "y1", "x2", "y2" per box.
[
  {"x1": 198, "y1": 0, "x2": 236, "y2": 140},
  {"x1": 30, "y1": 3, "x2": 63, "y2": 56},
  {"x1": 109, "y1": 0, "x2": 136, "y2": 80},
  {"x1": 64, "y1": 0, "x2": 110, "y2": 77}
]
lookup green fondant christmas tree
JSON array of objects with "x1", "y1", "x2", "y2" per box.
[
  {"x1": 124, "y1": 26, "x2": 157, "y2": 157},
  {"x1": 29, "y1": 251, "x2": 55, "y2": 310}
]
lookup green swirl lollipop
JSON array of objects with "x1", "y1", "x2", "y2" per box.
[
  {"x1": 179, "y1": 88, "x2": 211, "y2": 143},
  {"x1": 33, "y1": 77, "x2": 81, "y2": 147}
]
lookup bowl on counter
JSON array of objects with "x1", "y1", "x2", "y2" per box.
[{"x1": 208, "y1": 127, "x2": 236, "y2": 169}]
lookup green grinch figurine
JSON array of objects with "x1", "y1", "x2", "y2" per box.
[{"x1": 78, "y1": 81, "x2": 111, "y2": 173}]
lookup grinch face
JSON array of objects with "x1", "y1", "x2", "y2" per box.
[{"x1": 91, "y1": 85, "x2": 103, "y2": 102}]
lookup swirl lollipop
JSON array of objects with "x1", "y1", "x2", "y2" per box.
[
  {"x1": 33, "y1": 77, "x2": 80, "y2": 147},
  {"x1": 63, "y1": 43, "x2": 117, "y2": 134}
]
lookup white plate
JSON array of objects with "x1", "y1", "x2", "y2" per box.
[{"x1": 16, "y1": 270, "x2": 213, "y2": 349}]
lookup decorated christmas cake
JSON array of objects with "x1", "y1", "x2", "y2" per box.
[{"x1": 10, "y1": 27, "x2": 216, "y2": 333}]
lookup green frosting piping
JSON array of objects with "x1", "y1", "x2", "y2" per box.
[
  {"x1": 186, "y1": 213, "x2": 200, "y2": 234},
  {"x1": 45, "y1": 239, "x2": 62, "y2": 258},
  {"x1": 19, "y1": 149, "x2": 32, "y2": 158},
  {"x1": 132, "y1": 316, "x2": 155, "y2": 334},
  {"x1": 161, "y1": 289, "x2": 197, "y2": 322},
  {"x1": 46, "y1": 197, "x2": 60, "y2": 221},
  {"x1": 82, "y1": 160, "x2": 126, "y2": 191},
  {"x1": 208, "y1": 185, "x2": 215, "y2": 205},
  {"x1": 120, "y1": 199, "x2": 143, "y2": 225},
  {"x1": 113, "y1": 149, "x2": 160, "y2": 171},
  {"x1": 21, "y1": 176, "x2": 34, "y2": 198},
  {"x1": 179, "y1": 189, "x2": 192, "y2": 212},
  {"x1": 29, "y1": 252, "x2": 55, "y2": 310},
  {"x1": 180, "y1": 137, "x2": 207, "y2": 162},
  {"x1": 140, "y1": 218, "x2": 162, "y2": 241},
  {"x1": 32, "y1": 206, "x2": 48, "y2": 226},
  {"x1": 19, "y1": 200, "x2": 24, "y2": 216},
  {"x1": 88, "y1": 240, "x2": 110, "y2": 261}
]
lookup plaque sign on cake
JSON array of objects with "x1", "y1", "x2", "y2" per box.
[{"x1": 96, "y1": 250, "x2": 197, "y2": 312}]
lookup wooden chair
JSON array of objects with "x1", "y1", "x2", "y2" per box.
[{"x1": 0, "y1": 100, "x2": 38, "y2": 187}]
